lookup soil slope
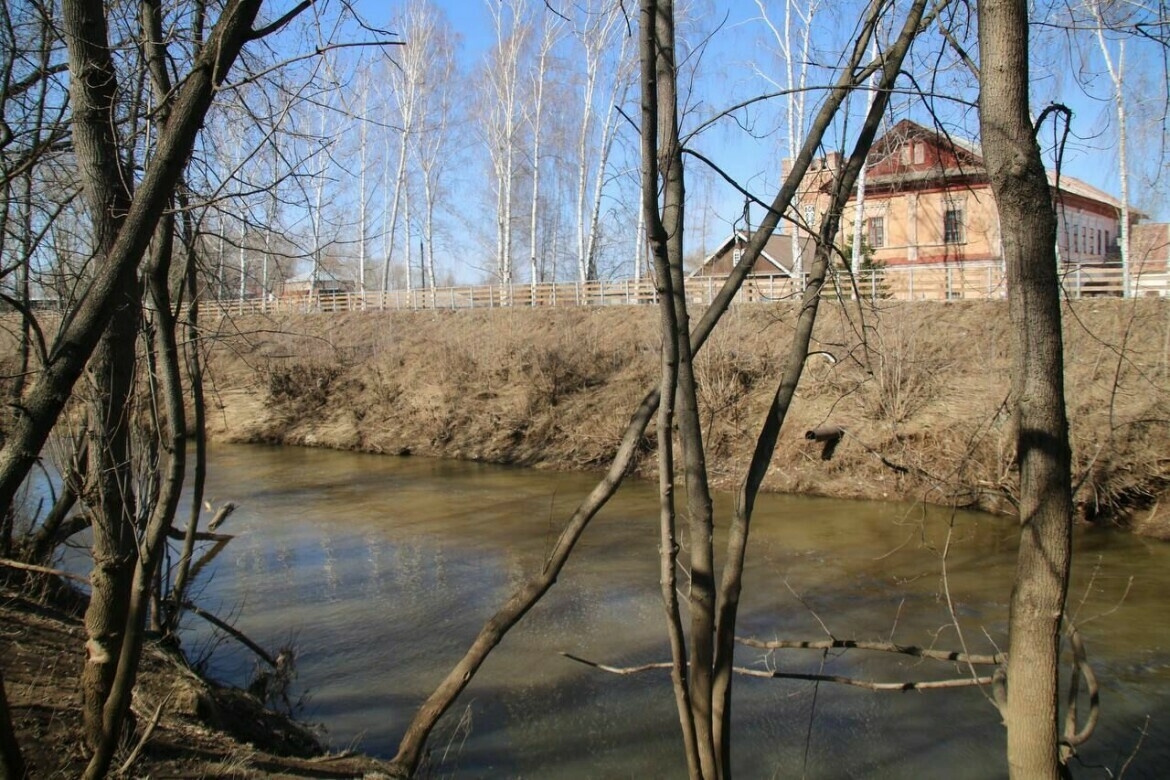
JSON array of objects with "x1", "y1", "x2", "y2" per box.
[
  {"x1": 0, "y1": 576, "x2": 393, "y2": 778},
  {"x1": 203, "y1": 298, "x2": 1170, "y2": 536}
]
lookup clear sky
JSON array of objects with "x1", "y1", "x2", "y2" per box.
[{"x1": 332, "y1": 0, "x2": 1165, "y2": 281}]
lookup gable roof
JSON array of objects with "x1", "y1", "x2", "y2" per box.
[
  {"x1": 858, "y1": 119, "x2": 1127, "y2": 212},
  {"x1": 691, "y1": 231, "x2": 815, "y2": 277}
]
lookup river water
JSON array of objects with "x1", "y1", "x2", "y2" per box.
[{"x1": 173, "y1": 444, "x2": 1168, "y2": 778}]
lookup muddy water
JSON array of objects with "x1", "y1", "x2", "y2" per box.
[{"x1": 182, "y1": 444, "x2": 1169, "y2": 778}]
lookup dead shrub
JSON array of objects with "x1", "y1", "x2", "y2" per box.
[
  {"x1": 862, "y1": 316, "x2": 951, "y2": 423},
  {"x1": 1076, "y1": 411, "x2": 1170, "y2": 526},
  {"x1": 267, "y1": 362, "x2": 342, "y2": 412},
  {"x1": 518, "y1": 342, "x2": 599, "y2": 408}
]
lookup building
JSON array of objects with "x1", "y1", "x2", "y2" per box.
[
  {"x1": 789, "y1": 119, "x2": 1152, "y2": 272},
  {"x1": 280, "y1": 269, "x2": 357, "y2": 300},
  {"x1": 691, "y1": 231, "x2": 816, "y2": 277}
]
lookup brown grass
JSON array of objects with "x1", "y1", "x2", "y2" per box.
[{"x1": 0, "y1": 298, "x2": 1150, "y2": 537}]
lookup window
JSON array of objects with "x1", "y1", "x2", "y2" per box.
[
  {"x1": 943, "y1": 205, "x2": 965, "y2": 244},
  {"x1": 867, "y1": 216, "x2": 885, "y2": 248},
  {"x1": 913, "y1": 143, "x2": 925, "y2": 165},
  {"x1": 1097, "y1": 229, "x2": 1102, "y2": 255},
  {"x1": 1105, "y1": 230, "x2": 1111, "y2": 251},
  {"x1": 1073, "y1": 225, "x2": 1079, "y2": 252},
  {"x1": 803, "y1": 204, "x2": 816, "y2": 229}
]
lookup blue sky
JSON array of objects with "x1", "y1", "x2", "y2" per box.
[{"x1": 328, "y1": 0, "x2": 1165, "y2": 280}]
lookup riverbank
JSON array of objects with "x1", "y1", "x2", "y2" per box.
[
  {"x1": 0, "y1": 574, "x2": 394, "y2": 778},
  {"x1": 205, "y1": 298, "x2": 1170, "y2": 537}
]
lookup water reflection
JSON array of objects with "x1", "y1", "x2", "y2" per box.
[{"x1": 179, "y1": 444, "x2": 1169, "y2": 778}]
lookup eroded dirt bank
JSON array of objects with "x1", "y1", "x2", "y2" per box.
[
  {"x1": 205, "y1": 298, "x2": 1170, "y2": 537},
  {"x1": 0, "y1": 577, "x2": 392, "y2": 778}
]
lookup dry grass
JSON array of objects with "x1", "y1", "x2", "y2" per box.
[{"x1": 164, "y1": 298, "x2": 1170, "y2": 535}]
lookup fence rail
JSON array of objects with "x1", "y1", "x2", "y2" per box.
[{"x1": 211, "y1": 263, "x2": 1169, "y2": 317}]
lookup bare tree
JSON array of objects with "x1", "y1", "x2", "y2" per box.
[
  {"x1": 415, "y1": 28, "x2": 458, "y2": 295},
  {"x1": 574, "y1": 1, "x2": 633, "y2": 282},
  {"x1": 482, "y1": 0, "x2": 531, "y2": 284},
  {"x1": 526, "y1": 8, "x2": 564, "y2": 290},
  {"x1": 755, "y1": 0, "x2": 821, "y2": 285},
  {"x1": 0, "y1": 2, "x2": 395, "y2": 776},
  {"x1": 380, "y1": 1, "x2": 437, "y2": 293},
  {"x1": 979, "y1": 0, "x2": 1075, "y2": 775},
  {"x1": 384, "y1": 0, "x2": 929, "y2": 774},
  {"x1": 1087, "y1": 1, "x2": 1132, "y2": 295}
]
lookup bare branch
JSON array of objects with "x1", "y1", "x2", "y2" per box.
[
  {"x1": 736, "y1": 636, "x2": 1006, "y2": 666},
  {"x1": 247, "y1": 0, "x2": 313, "y2": 40},
  {"x1": 0, "y1": 557, "x2": 89, "y2": 584},
  {"x1": 560, "y1": 652, "x2": 995, "y2": 691}
]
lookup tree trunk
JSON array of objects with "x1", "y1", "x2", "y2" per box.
[
  {"x1": 80, "y1": 283, "x2": 140, "y2": 753},
  {"x1": 0, "y1": 0, "x2": 268, "y2": 522},
  {"x1": 641, "y1": 2, "x2": 716, "y2": 774},
  {"x1": 978, "y1": 0, "x2": 1074, "y2": 776},
  {"x1": 85, "y1": 206, "x2": 189, "y2": 780}
]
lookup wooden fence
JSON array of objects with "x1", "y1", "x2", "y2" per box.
[{"x1": 212, "y1": 263, "x2": 1170, "y2": 317}]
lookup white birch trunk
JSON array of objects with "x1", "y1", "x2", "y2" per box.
[
  {"x1": 758, "y1": 0, "x2": 818, "y2": 289},
  {"x1": 1090, "y1": 4, "x2": 1130, "y2": 295},
  {"x1": 528, "y1": 14, "x2": 560, "y2": 290},
  {"x1": 358, "y1": 84, "x2": 370, "y2": 302}
]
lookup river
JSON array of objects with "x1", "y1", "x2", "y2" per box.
[{"x1": 174, "y1": 444, "x2": 1168, "y2": 778}]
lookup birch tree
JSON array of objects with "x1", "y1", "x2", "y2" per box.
[
  {"x1": 408, "y1": 4, "x2": 458, "y2": 295},
  {"x1": 755, "y1": 0, "x2": 820, "y2": 285},
  {"x1": 1088, "y1": 1, "x2": 1131, "y2": 295},
  {"x1": 482, "y1": 0, "x2": 531, "y2": 284},
  {"x1": 356, "y1": 72, "x2": 374, "y2": 299},
  {"x1": 573, "y1": 0, "x2": 633, "y2": 282},
  {"x1": 526, "y1": 9, "x2": 564, "y2": 290},
  {"x1": 382, "y1": 5, "x2": 426, "y2": 293}
]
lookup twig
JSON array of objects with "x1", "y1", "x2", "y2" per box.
[
  {"x1": 165, "y1": 528, "x2": 234, "y2": 542},
  {"x1": 1117, "y1": 715, "x2": 1150, "y2": 779},
  {"x1": 118, "y1": 692, "x2": 172, "y2": 775},
  {"x1": 785, "y1": 580, "x2": 834, "y2": 639}
]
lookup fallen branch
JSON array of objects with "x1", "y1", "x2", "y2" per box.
[
  {"x1": 561, "y1": 652, "x2": 994, "y2": 691},
  {"x1": 0, "y1": 557, "x2": 88, "y2": 585},
  {"x1": 736, "y1": 636, "x2": 1006, "y2": 666},
  {"x1": 165, "y1": 527, "x2": 234, "y2": 543},
  {"x1": 736, "y1": 667, "x2": 994, "y2": 691},
  {"x1": 180, "y1": 601, "x2": 276, "y2": 668}
]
